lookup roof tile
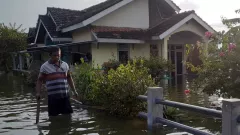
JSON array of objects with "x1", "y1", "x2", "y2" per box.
[
  {"x1": 39, "y1": 15, "x2": 72, "y2": 38},
  {"x1": 47, "y1": 7, "x2": 84, "y2": 28}
]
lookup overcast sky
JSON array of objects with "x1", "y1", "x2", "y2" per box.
[{"x1": 0, "y1": 0, "x2": 239, "y2": 32}]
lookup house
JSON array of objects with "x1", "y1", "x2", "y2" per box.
[{"x1": 23, "y1": 0, "x2": 215, "y2": 85}]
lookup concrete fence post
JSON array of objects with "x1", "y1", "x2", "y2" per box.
[
  {"x1": 147, "y1": 87, "x2": 163, "y2": 130},
  {"x1": 222, "y1": 99, "x2": 240, "y2": 135}
]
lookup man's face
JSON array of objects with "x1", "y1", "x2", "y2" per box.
[{"x1": 51, "y1": 49, "x2": 61, "y2": 63}]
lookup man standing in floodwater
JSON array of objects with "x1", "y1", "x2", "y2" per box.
[{"x1": 36, "y1": 46, "x2": 78, "y2": 117}]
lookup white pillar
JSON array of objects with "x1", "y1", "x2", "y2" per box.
[
  {"x1": 156, "y1": 41, "x2": 162, "y2": 57},
  {"x1": 162, "y1": 37, "x2": 170, "y2": 86},
  {"x1": 19, "y1": 54, "x2": 22, "y2": 70},
  {"x1": 162, "y1": 37, "x2": 169, "y2": 60},
  {"x1": 147, "y1": 87, "x2": 163, "y2": 130},
  {"x1": 222, "y1": 99, "x2": 240, "y2": 135},
  {"x1": 11, "y1": 53, "x2": 16, "y2": 70}
]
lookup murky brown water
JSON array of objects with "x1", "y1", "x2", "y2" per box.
[{"x1": 0, "y1": 73, "x2": 221, "y2": 135}]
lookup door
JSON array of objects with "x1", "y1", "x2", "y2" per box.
[{"x1": 168, "y1": 45, "x2": 184, "y2": 86}]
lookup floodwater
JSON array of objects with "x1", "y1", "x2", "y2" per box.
[{"x1": 0, "y1": 74, "x2": 221, "y2": 135}]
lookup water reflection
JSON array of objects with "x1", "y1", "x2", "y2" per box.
[
  {"x1": 0, "y1": 73, "x2": 221, "y2": 135},
  {"x1": 38, "y1": 115, "x2": 72, "y2": 135}
]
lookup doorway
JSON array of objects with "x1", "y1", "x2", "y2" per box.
[{"x1": 168, "y1": 44, "x2": 185, "y2": 86}]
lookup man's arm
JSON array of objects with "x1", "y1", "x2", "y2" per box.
[{"x1": 67, "y1": 71, "x2": 78, "y2": 97}]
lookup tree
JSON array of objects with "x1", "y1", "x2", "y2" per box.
[
  {"x1": 185, "y1": 9, "x2": 240, "y2": 98},
  {"x1": 222, "y1": 9, "x2": 240, "y2": 45},
  {"x1": 222, "y1": 9, "x2": 240, "y2": 26},
  {"x1": 0, "y1": 23, "x2": 27, "y2": 72}
]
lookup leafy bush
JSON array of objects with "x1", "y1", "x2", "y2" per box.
[
  {"x1": 102, "y1": 58, "x2": 120, "y2": 73},
  {"x1": 90, "y1": 60, "x2": 156, "y2": 117},
  {"x1": 0, "y1": 23, "x2": 27, "y2": 72},
  {"x1": 130, "y1": 57, "x2": 174, "y2": 84},
  {"x1": 102, "y1": 56, "x2": 174, "y2": 84},
  {"x1": 186, "y1": 29, "x2": 240, "y2": 97},
  {"x1": 185, "y1": 9, "x2": 240, "y2": 98},
  {"x1": 73, "y1": 59, "x2": 156, "y2": 117},
  {"x1": 72, "y1": 58, "x2": 96, "y2": 104}
]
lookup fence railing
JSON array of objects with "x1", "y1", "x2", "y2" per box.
[{"x1": 137, "y1": 87, "x2": 240, "y2": 135}]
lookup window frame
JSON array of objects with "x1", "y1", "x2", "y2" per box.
[{"x1": 117, "y1": 44, "x2": 130, "y2": 63}]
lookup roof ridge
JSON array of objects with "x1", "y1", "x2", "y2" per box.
[
  {"x1": 148, "y1": 10, "x2": 195, "y2": 30},
  {"x1": 47, "y1": 7, "x2": 82, "y2": 12}
]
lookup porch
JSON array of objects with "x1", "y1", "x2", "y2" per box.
[{"x1": 11, "y1": 41, "x2": 95, "y2": 73}]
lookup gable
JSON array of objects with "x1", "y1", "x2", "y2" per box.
[
  {"x1": 148, "y1": 11, "x2": 215, "y2": 39},
  {"x1": 61, "y1": 0, "x2": 130, "y2": 32},
  {"x1": 149, "y1": 0, "x2": 177, "y2": 28},
  {"x1": 159, "y1": 13, "x2": 215, "y2": 39},
  {"x1": 60, "y1": 0, "x2": 181, "y2": 32},
  {"x1": 172, "y1": 19, "x2": 208, "y2": 38},
  {"x1": 92, "y1": 0, "x2": 149, "y2": 29},
  {"x1": 34, "y1": 15, "x2": 72, "y2": 44}
]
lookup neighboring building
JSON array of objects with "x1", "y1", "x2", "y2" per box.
[{"x1": 23, "y1": 0, "x2": 215, "y2": 85}]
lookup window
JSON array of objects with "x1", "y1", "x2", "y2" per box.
[
  {"x1": 118, "y1": 44, "x2": 129, "y2": 64},
  {"x1": 150, "y1": 44, "x2": 159, "y2": 57}
]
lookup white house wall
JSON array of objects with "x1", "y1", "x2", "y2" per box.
[
  {"x1": 171, "y1": 19, "x2": 207, "y2": 38},
  {"x1": 91, "y1": 43, "x2": 150, "y2": 68},
  {"x1": 72, "y1": 28, "x2": 93, "y2": 42},
  {"x1": 130, "y1": 43, "x2": 150, "y2": 58},
  {"x1": 168, "y1": 34, "x2": 202, "y2": 45},
  {"x1": 91, "y1": 43, "x2": 118, "y2": 68},
  {"x1": 92, "y1": 0, "x2": 149, "y2": 28}
]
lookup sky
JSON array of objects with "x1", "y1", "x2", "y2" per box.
[{"x1": 0, "y1": 0, "x2": 240, "y2": 32}]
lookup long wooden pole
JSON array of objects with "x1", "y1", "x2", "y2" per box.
[{"x1": 36, "y1": 98, "x2": 40, "y2": 124}]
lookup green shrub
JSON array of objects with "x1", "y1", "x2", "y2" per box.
[
  {"x1": 102, "y1": 56, "x2": 174, "y2": 85},
  {"x1": 102, "y1": 58, "x2": 120, "y2": 73},
  {"x1": 129, "y1": 56, "x2": 174, "y2": 84},
  {"x1": 72, "y1": 58, "x2": 96, "y2": 104},
  {"x1": 90, "y1": 60, "x2": 156, "y2": 117}
]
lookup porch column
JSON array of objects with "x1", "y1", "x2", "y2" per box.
[
  {"x1": 11, "y1": 53, "x2": 16, "y2": 70},
  {"x1": 161, "y1": 36, "x2": 170, "y2": 87},
  {"x1": 19, "y1": 54, "x2": 23, "y2": 70},
  {"x1": 162, "y1": 37, "x2": 169, "y2": 60}
]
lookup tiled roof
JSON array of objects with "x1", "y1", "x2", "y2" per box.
[
  {"x1": 27, "y1": 27, "x2": 36, "y2": 43},
  {"x1": 47, "y1": 7, "x2": 84, "y2": 28},
  {"x1": 28, "y1": 27, "x2": 36, "y2": 38},
  {"x1": 148, "y1": 10, "x2": 195, "y2": 36},
  {"x1": 39, "y1": 15, "x2": 72, "y2": 38},
  {"x1": 91, "y1": 26, "x2": 146, "y2": 39},
  {"x1": 47, "y1": 0, "x2": 179, "y2": 30}
]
